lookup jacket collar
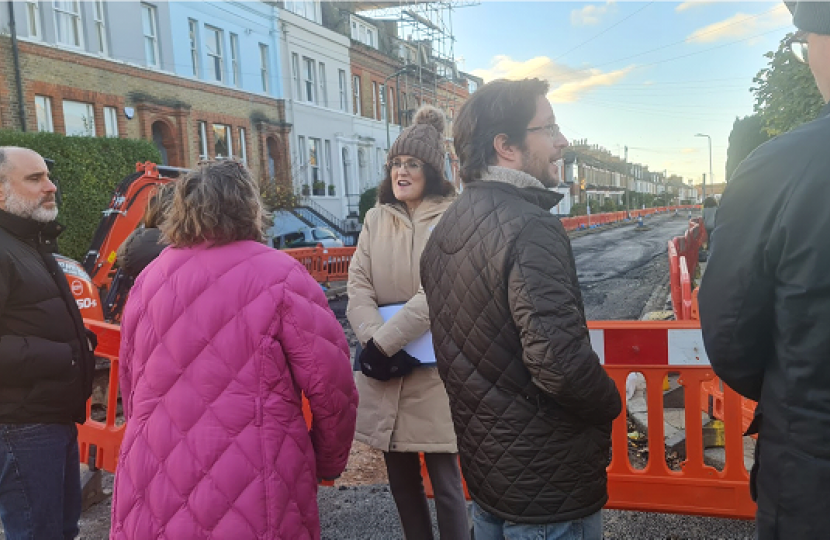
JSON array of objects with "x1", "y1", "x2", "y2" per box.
[
  {"x1": 0, "y1": 208, "x2": 63, "y2": 251},
  {"x1": 477, "y1": 166, "x2": 564, "y2": 209},
  {"x1": 381, "y1": 195, "x2": 454, "y2": 225}
]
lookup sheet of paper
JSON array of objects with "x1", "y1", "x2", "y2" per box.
[{"x1": 377, "y1": 304, "x2": 436, "y2": 365}]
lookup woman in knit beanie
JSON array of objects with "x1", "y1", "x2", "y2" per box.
[{"x1": 347, "y1": 106, "x2": 469, "y2": 539}]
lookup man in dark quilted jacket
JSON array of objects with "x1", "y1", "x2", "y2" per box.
[{"x1": 421, "y1": 79, "x2": 622, "y2": 540}]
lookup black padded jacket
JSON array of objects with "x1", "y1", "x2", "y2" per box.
[
  {"x1": 0, "y1": 209, "x2": 95, "y2": 424},
  {"x1": 421, "y1": 167, "x2": 622, "y2": 524}
]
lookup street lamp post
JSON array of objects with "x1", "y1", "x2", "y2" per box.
[
  {"x1": 385, "y1": 64, "x2": 418, "y2": 149},
  {"x1": 695, "y1": 133, "x2": 712, "y2": 202}
]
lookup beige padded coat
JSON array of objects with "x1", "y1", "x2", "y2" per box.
[{"x1": 346, "y1": 195, "x2": 457, "y2": 453}]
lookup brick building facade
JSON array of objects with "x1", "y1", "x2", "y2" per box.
[{"x1": 0, "y1": 37, "x2": 292, "y2": 187}]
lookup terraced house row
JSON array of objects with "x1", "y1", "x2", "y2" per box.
[{"x1": 0, "y1": 0, "x2": 481, "y2": 223}]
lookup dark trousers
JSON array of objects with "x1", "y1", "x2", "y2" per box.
[
  {"x1": 384, "y1": 451, "x2": 469, "y2": 540},
  {"x1": 0, "y1": 423, "x2": 81, "y2": 540}
]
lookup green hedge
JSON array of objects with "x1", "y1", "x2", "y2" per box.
[
  {"x1": 359, "y1": 187, "x2": 378, "y2": 223},
  {"x1": 0, "y1": 131, "x2": 161, "y2": 261}
]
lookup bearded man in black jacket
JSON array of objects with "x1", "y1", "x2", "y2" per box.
[
  {"x1": 0, "y1": 147, "x2": 96, "y2": 540},
  {"x1": 699, "y1": 3, "x2": 830, "y2": 539}
]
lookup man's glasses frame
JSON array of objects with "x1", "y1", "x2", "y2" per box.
[
  {"x1": 526, "y1": 123, "x2": 562, "y2": 138},
  {"x1": 787, "y1": 30, "x2": 808, "y2": 64}
]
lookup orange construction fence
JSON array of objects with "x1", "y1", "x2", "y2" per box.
[
  {"x1": 81, "y1": 318, "x2": 755, "y2": 520},
  {"x1": 282, "y1": 246, "x2": 355, "y2": 283},
  {"x1": 420, "y1": 320, "x2": 756, "y2": 519},
  {"x1": 560, "y1": 205, "x2": 699, "y2": 232},
  {"x1": 77, "y1": 319, "x2": 125, "y2": 473}
]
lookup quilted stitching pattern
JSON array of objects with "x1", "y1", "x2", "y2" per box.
[
  {"x1": 421, "y1": 178, "x2": 622, "y2": 523},
  {"x1": 111, "y1": 241, "x2": 357, "y2": 539}
]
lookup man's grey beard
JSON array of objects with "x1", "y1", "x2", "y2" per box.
[{"x1": 1, "y1": 183, "x2": 58, "y2": 223}]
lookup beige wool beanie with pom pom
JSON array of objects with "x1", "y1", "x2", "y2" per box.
[{"x1": 387, "y1": 105, "x2": 447, "y2": 177}]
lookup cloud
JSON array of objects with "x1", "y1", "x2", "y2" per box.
[
  {"x1": 471, "y1": 55, "x2": 634, "y2": 103},
  {"x1": 571, "y1": 2, "x2": 616, "y2": 27},
  {"x1": 676, "y1": 1, "x2": 713, "y2": 13},
  {"x1": 681, "y1": 148, "x2": 698, "y2": 154},
  {"x1": 686, "y1": 4, "x2": 791, "y2": 43}
]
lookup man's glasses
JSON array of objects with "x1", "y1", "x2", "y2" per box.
[
  {"x1": 388, "y1": 159, "x2": 423, "y2": 172},
  {"x1": 787, "y1": 30, "x2": 808, "y2": 64},
  {"x1": 526, "y1": 123, "x2": 562, "y2": 138}
]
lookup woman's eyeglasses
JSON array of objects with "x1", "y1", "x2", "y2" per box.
[{"x1": 388, "y1": 159, "x2": 423, "y2": 172}]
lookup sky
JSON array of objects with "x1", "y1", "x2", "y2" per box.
[{"x1": 447, "y1": 1, "x2": 798, "y2": 185}]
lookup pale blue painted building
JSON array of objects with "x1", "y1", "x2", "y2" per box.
[{"x1": 166, "y1": 1, "x2": 283, "y2": 99}]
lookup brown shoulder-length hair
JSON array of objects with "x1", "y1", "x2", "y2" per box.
[
  {"x1": 377, "y1": 161, "x2": 455, "y2": 206},
  {"x1": 161, "y1": 160, "x2": 265, "y2": 247},
  {"x1": 143, "y1": 182, "x2": 175, "y2": 229}
]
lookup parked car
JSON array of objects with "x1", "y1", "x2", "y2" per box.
[{"x1": 272, "y1": 227, "x2": 344, "y2": 249}]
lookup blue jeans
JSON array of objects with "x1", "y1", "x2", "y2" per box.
[
  {"x1": 0, "y1": 424, "x2": 81, "y2": 540},
  {"x1": 472, "y1": 501, "x2": 602, "y2": 540}
]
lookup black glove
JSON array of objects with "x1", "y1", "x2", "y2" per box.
[{"x1": 359, "y1": 339, "x2": 421, "y2": 381}]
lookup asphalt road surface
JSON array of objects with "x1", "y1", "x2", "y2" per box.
[{"x1": 573, "y1": 212, "x2": 688, "y2": 320}]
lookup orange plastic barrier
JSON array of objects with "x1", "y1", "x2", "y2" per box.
[
  {"x1": 283, "y1": 245, "x2": 355, "y2": 283},
  {"x1": 668, "y1": 241, "x2": 682, "y2": 319},
  {"x1": 77, "y1": 319, "x2": 125, "y2": 472},
  {"x1": 421, "y1": 321, "x2": 756, "y2": 520},
  {"x1": 679, "y1": 256, "x2": 693, "y2": 321},
  {"x1": 691, "y1": 287, "x2": 700, "y2": 321}
]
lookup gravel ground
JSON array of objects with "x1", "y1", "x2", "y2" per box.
[{"x1": 4, "y1": 211, "x2": 758, "y2": 539}]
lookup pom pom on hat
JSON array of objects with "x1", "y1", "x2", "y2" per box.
[{"x1": 413, "y1": 105, "x2": 446, "y2": 136}]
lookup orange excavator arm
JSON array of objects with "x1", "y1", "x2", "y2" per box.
[{"x1": 82, "y1": 162, "x2": 185, "y2": 290}]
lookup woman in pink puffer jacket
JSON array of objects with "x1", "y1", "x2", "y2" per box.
[{"x1": 111, "y1": 161, "x2": 358, "y2": 540}]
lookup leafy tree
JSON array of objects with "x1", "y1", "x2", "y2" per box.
[
  {"x1": 725, "y1": 114, "x2": 771, "y2": 181},
  {"x1": 752, "y1": 32, "x2": 824, "y2": 137}
]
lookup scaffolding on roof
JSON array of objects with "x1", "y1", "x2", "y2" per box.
[{"x1": 353, "y1": 1, "x2": 478, "y2": 122}]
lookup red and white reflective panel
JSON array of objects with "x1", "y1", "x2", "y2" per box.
[{"x1": 589, "y1": 328, "x2": 709, "y2": 366}]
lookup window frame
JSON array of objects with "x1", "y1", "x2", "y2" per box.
[
  {"x1": 230, "y1": 33, "x2": 241, "y2": 87},
  {"x1": 303, "y1": 57, "x2": 316, "y2": 103},
  {"x1": 204, "y1": 25, "x2": 225, "y2": 83},
  {"x1": 53, "y1": 0, "x2": 83, "y2": 49},
  {"x1": 141, "y1": 3, "x2": 160, "y2": 68},
  {"x1": 93, "y1": 0, "x2": 107, "y2": 55},
  {"x1": 34, "y1": 95, "x2": 53, "y2": 133},
  {"x1": 239, "y1": 127, "x2": 248, "y2": 164},
  {"x1": 291, "y1": 52, "x2": 301, "y2": 99},
  {"x1": 318, "y1": 62, "x2": 327, "y2": 107},
  {"x1": 26, "y1": 0, "x2": 42, "y2": 40},
  {"x1": 103, "y1": 106, "x2": 118, "y2": 138},
  {"x1": 338, "y1": 69, "x2": 348, "y2": 112},
  {"x1": 188, "y1": 19, "x2": 200, "y2": 77},
  {"x1": 197, "y1": 121, "x2": 208, "y2": 160},
  {"x1": 352, "y1": 74, "x2": 361, "y2": 116},
  {"x1": 260, "y1": 43, "x2": 270, "y2": 93},
  {"x1": 62, "y1": 100, "x2": 95, "y2": 137},
  {"x1": 212, "y1": 123, "x2": 233, "y2": 159},
  {"x1": 372, "y1": 81, "x2": 379, "y2": 120}
]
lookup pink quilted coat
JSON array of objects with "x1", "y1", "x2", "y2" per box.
[{"x1": 110, "y1": 241, "x2": 358, "y2": 540}]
